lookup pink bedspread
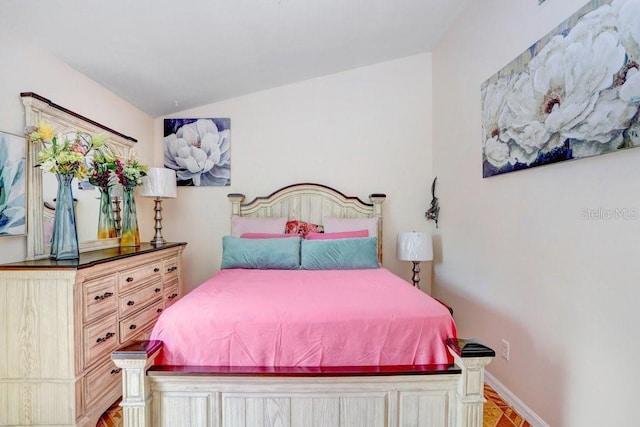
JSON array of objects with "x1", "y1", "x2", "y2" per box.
[{"x1": 151, "y1": 268, "x2": 456, "y2": 366}]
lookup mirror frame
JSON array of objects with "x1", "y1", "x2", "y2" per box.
[{"x1": 21, "y1": 92, "x2": 137, "y2": 260}]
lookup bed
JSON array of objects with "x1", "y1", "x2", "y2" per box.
[{"x1": 112, "y1": 183, "x2": 494, "y2": 427}]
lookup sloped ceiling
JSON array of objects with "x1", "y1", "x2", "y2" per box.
[{"x1": 2, "y1": 0, "x2": 469, "y2": 117}]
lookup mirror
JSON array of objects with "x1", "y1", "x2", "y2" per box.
[{"x1": 22, "y1": 92, "x2": 136, "y2": 260}]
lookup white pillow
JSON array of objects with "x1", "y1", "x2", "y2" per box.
[
  {"x1": 322, "y1": 216, "x2": 378, "y2": 239},
  {"x1": 231, "y1": 216, "x2": 288, "y2": 237}
]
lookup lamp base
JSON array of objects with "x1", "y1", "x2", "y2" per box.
[
  {"x1": 150, "y1": 198, "x2": 166, "y2": 245},
  {"x1": 150, "y1": 236, "x2": 167, "y2": 246},
  {"x1": 411, "y1": 261, "x2": 421, "y2": 289}
]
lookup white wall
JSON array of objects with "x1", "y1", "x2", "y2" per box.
[
  {"x1": 156, "y1": 53, "x2": 436, "y2": 292},
  {"x1": 0, "y1": 31, "x2": 155, "y2": 264},
  {"x1": 432, "y1": 1, "x2": 640, "y2": 426},
  {"x1": 0, "y1": 35, "x2": 435, "y2": 296}
]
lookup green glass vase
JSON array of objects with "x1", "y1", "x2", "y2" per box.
[
  {"x1": 120, "y1": 185, "x2": 140, "y2": 247},
  {"x1": 97, "y1": 186, "x2": 117, "y2": 239}
]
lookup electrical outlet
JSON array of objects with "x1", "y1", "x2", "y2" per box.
[{"x1": 501, "y1": 339, "x2": 510, "y2": 361}]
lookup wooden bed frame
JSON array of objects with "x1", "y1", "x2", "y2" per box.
[{"x1": 112, "y1": 183, "x2": 494, "y2": 427}]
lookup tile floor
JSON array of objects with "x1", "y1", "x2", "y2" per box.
[{"x1": 483, "y1": 384, "x2": 532, "y2": 427}]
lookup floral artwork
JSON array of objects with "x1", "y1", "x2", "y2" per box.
[
  {"x1": 0, "y1": 131, "x2": 26, "y2": 236},
  {"x1": 164, "y1": 118, "x2": 231, "y2": 186},
  {"x1": 481, "y1": 0, "x2": 640, "y2": 177}
]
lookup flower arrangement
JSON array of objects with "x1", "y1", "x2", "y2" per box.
[
  {"x1": 26, "y1": 122, "x2": 150, "y2": 247},
  {"x1": 26, "y1": 123, "x2": 108, "y2": 180},
  {"x1": 25, "y1": 122, "x2": 113, "y2": 259},
  {"x1": 115, "y1": 151, "x2": 148, "y2": 247},
  {"x1": 26, "y1": 123, "x2": 149, "y2": 187},
  {"x1": 115, "y1": 152, "x2": 148, "y2": 187},
  {"x1": 87, "y1": 145, "x2": 120, "y2": 240},
  {"x1": 87, "y1": 145, "x2": 118, "y2": 188}
]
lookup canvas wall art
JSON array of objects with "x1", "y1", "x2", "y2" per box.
[
  {"x1": 164, "y1": 118, "x2": 231, "y2": 186},
  {"x1": 0, "y1": 131, "x2": 26, "y2": 236},
  {"x1": 482, "y1": 0, "x2": 640, "y2": 177}
]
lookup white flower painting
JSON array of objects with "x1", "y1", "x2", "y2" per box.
[
  {"x1": 482, "y1": 0, "x2": 640, "y2": 177},
  {"x1": 164, "y1": 118, "x2": 231, "y2": 186},
  {"x1": 0, "y1": 131, "x2": 26, "y2": 236}
]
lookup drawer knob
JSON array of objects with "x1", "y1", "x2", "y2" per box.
[
  {"x1": 94, "y1": 291, "x2": 113, "y2": 301},
  {"x1": 154, "y1": 267, "x2": 160, "y2": 273},
  {"x1": 155, "y1": 288, "x2": 161, "y2": 293},
  {"x1": 129, "y1": 324, "x2": 137, "y2": 330},
  {"x1": 126, "y1": 277, "x2": 134, "y2": 282},
  {"x1": 168, "y1": 293, "x2": 178, "y2": 300},
  {"x1": 157, "y1": 308, "x2": 163, "y2": 313},
  {"x1": 167, "y1": 266, "x2": 178, "y2": 272},
  {"x1": 96, "y1": 332, "x2": 115, "y2": 343},
  {"x1": 127, "y1": 300, "x2": 135, "y2": 306},
  {"x1": 110, "y1": 368, "x2": 122, "y2": 375}
]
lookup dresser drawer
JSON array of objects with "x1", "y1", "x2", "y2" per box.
[
  {"x1": 138, "y1": 326, "x2": 154, "y2": 341},
  {"x1": 84, "y1": 314, "x2": 118, "y2": 369},
  {"x1": 163, "y1": 256, "x2": 179, "y2": 281},
  {"x1": 83, "y1": 274, "x2": 117, "y2": 323},
  {"x1": 164, "y1": 280, "x2": 180, "y2": 308},
  {"x1": 0, "y1": 242, "x2": 185, "y2": 425},
  {"x1": 119, "y1": 261, "x2": 162, "y2": 292},
  {"x1": 84, "y1": 357, "x2": 122, "y2": 410},
  {"x1": 118, "y1": 278, "x2": 163, "y2": 318},
  {"x1": 119, "y1": 299, "x2": 164, "y2": 343}
]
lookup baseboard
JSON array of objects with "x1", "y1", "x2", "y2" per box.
[{"x1": 485, "y1": 371, "x2": 550, "y2": 427}]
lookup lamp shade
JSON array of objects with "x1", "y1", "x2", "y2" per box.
[
  {"x1": 396, "y1": 232, "x2": 433, "y2": 262},
  {"x1": 139, "y1": 168, "x2": 177, "y2": 198}
]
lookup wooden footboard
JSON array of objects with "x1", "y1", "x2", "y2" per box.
[{"x1": 112, "y1": 339, "x2": 494, "y2": 427}]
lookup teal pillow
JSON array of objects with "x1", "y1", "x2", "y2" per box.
[
  {"x1": 221, "y1": 236, "x2": 301, "y2": 269},
  {"x1": 300, "y1": 237, "x2": 379, "y2": 270}
]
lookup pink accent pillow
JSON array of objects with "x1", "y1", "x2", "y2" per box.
[
  {"x1": 241, "y1": 233, "x2": 299, "y2": 239},
  {"x1": 322, "y1": 217, "x2": 378, "y2": 238},
  {"x1": 231, "y1": 216, "x2": 287, "y2": 237},
  {"x1": 285, "y1": 220, "x2": 324, "y2": 238},
  {"x1": 306, "y1": 230, "x2": 369, "y2": 240}
]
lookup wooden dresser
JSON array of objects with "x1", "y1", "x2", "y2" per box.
[{"x1": 0, "y1": 242, "x2": 186, "y2": 427}]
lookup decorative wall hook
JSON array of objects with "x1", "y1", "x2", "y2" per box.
[{"x1": 425, "y1": 177, "x2": 440, "y2": 228}]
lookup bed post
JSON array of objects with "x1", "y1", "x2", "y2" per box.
[
  {"x1": 228, "y1": 193, "x2": 245, "y2": 217},
  {"x1": 447, "y1": 338, "x2": 495, "y2": 427},
  {"x1": 369, "y1": 193, "x2": 386, "y2": 264},
  {"x1": 111, "y1": 341, "x2": 163, "y2": 427}
]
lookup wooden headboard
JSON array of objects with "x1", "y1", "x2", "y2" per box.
[{"x1": 228, "y1": 183, "x2": 387, "y2": 263}]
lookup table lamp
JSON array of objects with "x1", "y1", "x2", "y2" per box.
[
  {"x1": 139, "y1": 168, "x2": 177, "y2": 245},
  {"x1": 396, "y1": 231, "x2": 433, "y2": 289}
]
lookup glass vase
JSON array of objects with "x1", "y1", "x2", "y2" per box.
[
  {"x1": 97, "y1": 187, "x2": 117, "y2": 239},
  {"x1": 50, "y1": 173, "x2": 79, "y2": 260},
  {"x1": 120, "y1": 185, "x2": 140, "y2": 247}
]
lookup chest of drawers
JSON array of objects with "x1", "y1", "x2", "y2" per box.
[{"x1": 0, "y1": 242, "x2": 186, "y2": 426}]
